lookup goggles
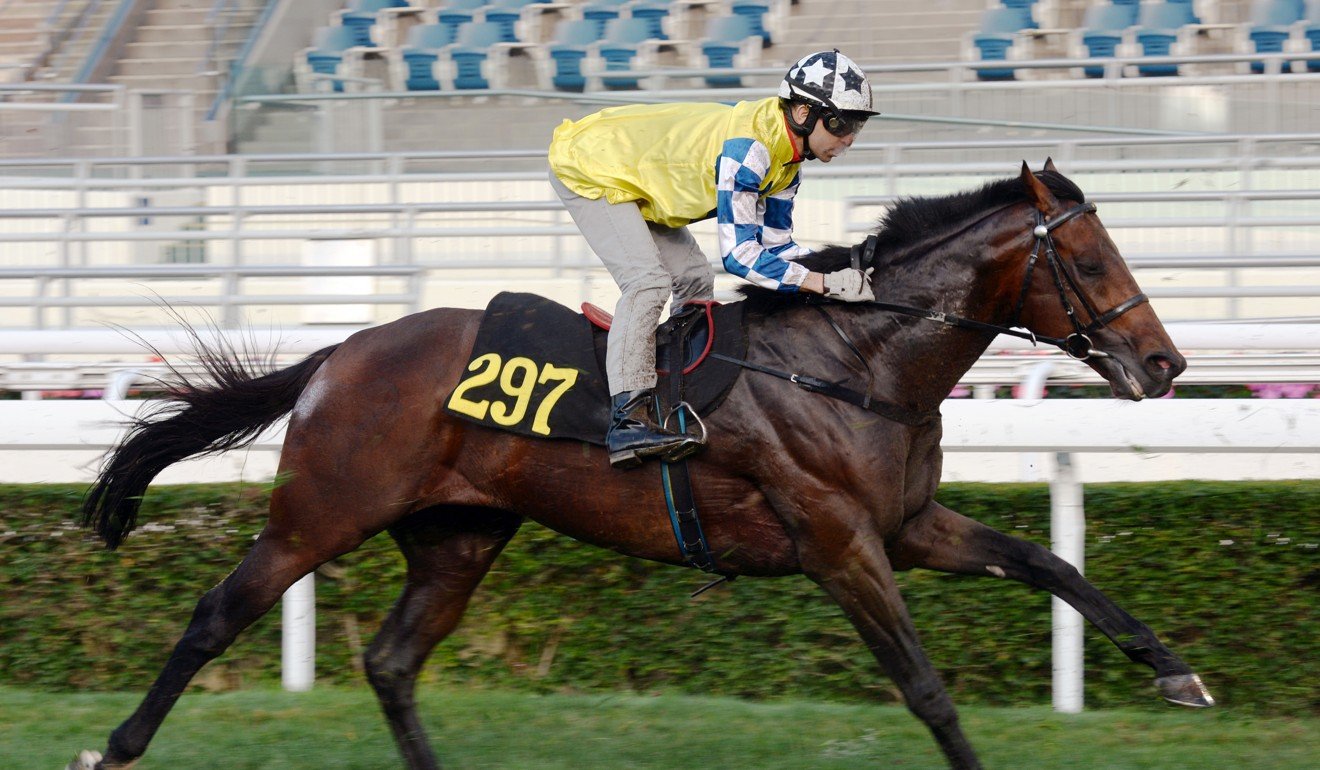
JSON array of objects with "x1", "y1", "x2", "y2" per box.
[{"x1": 819, "y1": 106, "x2": 869, "y2": 137}]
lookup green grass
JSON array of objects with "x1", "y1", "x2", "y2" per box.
[{"x1": 3, "y1": 686, "x2": 1316, "y2": 769}]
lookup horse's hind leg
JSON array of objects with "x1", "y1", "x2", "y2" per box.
[
  {"x1": 364, "y1": 506, "x2": 522, "y2": 770},
  {"x1": 81, "y1": 486, "x2": 389, "y2": 770},
  {"x1": 86, "y1": 540, "x2": 347, "y2": 769},
  {"x1": 891, "y1": 501, "x2": 1214, "y2": 707}
]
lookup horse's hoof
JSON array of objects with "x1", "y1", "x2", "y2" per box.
[
  {"x1": 65, "y1": 750, "x2": 102, "y2": 770},
  {"x1": 1156, "y1": 673, "x2": 1215, "y2": 708}
]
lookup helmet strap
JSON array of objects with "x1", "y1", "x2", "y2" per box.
[{"x1": 784, "y1": 102, "x2": 821, "y2": 161}]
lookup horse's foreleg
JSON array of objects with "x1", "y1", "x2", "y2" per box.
[
  {"x1": 364, "y1": 507, "x2": 522, "y2": 770},
  {"x1": 891, "y1": 501, "x2": 1213, "y2": 707},
  {"x1": 802, "y1": 532, "x2": 983, "y2": 770}
]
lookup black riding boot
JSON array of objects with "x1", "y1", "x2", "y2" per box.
[{"x1": 607, "y1": 389, "x2": 700, "y2": 469}]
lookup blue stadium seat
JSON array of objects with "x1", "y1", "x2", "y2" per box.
[
  {"x1": 698, "y1": 15, "x2": 758, "y2": 87},
  {"x1": 1165, "y1": 0, "x2": 1202, "y2": 24},
  {"x1": 971, "y1": 6, "x2": 1028, "y2": 81},
  {"x1": 999, "y1": 0, "x2": 1039, "y2": 30},
  {"x1": 448, "y1": 20, "x2": 508, "y2": 89},
  {"x1": 483, "y1": 0, "x2": 542, "y2": 43},
  {"x1": 1110, "y1": 0, "x2": 1142, "y2": 26},
  {"x1": 1133, "y1": 2, "x2": 1191, "y2": 75},
  {"x1": 1247, "y1": 0, "x2": 1304, "y2": 73},
  {"x1": 339, "y1": 0, "x2": 411, "y2": 46},
  {"x1": 597, "y1": 17, "x2": 658, "y2": 89},
  {"x1": 1079, "y1": 3, "x2": 1133, "y2": 78},
  {"x1": 398, "y1": 23, "x2": 456, "y2": 90},
  {"x1": 541, "y1": 18, "x2": 602, "y2": 91},
  {"x1": 304, "y1": 25, "x2": 364, "y2": 92},
  {"x1": 629, "y1": 2, "x2": 672, "y2": 41},
  {"x1": 580, "y1": 0, "x2": 631, "y2": 38},
  {"x1": 435, "y1": 0, "x2": 489, "y2": 41},
  {"x1": 1304, "y1": 0, "x2": 1320, "y2": 72},
  {"x1": 730, "y1": 1, "x2": 772, "y2": 45}
]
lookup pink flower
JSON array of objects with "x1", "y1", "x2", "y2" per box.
[{"x1": 1246, "y1": 383, "x2": 1317, "y2": 399}]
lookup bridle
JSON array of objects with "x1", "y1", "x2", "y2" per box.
[
  {"x1": 1007, "y1": 202, "x2": 1149, "y2": 359},
  {"x1": 857, "y1": 200, "x2": 1148, "y2": 361}
]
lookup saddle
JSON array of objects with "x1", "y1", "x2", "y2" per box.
[{"x1": 444, "y1": 292, "x2": 748, "y2": 446}]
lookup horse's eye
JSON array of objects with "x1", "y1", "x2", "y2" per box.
[{"x1": 1076, "y1": 260, "x2": 1106, "y2": 277}]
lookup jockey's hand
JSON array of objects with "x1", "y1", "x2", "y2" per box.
[{"x1": 822, "y1": 267, "x2": 875, "y2": 302}]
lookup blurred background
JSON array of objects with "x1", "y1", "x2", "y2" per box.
[{"x1": 0, "y1": 2, "x2": 1316, "y2": 748}]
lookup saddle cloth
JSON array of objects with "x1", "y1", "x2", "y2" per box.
[{"x1": 444, "y1": 292, "x2": 748, "y2": 445}]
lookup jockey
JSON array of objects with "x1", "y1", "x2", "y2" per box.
[{"x1": 548, "y1": 50, "x2": 880, "y2": 469}]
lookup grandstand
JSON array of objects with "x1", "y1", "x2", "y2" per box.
[{"x1": 1, "y1": 1, "x2": 1319, "y2": 156}]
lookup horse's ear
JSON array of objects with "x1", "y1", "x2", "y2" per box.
[
  {"x1": 1042, "y1": 157, "x2": 1059, "y2": 174},
  {"x1": 1020, "y1": 161, "x2": 1057, "y2": 213}
]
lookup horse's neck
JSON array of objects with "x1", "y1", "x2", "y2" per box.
[{"x1": 845, "y1": 231, "x2": 1017, "y2": 413}]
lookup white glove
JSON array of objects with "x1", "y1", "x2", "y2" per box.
[{"x1": 822, "y1": 267, "x2": 875, "y2": 302}]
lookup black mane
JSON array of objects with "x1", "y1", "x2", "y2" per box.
[{"x1": 738, "y1": 169, "x2": 1085, "y2": 310}]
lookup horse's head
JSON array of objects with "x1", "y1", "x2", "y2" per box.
[{"x1": 1006, "y1": 160, "x2": 1185, "y2": 399}]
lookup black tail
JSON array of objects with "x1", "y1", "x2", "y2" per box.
[{"x1": 82, "y1": 339, "x2": 340, "y2": 550}]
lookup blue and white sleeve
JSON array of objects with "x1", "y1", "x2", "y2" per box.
[
  {"x1": 716, "y1": 138, "x2": 811, "y2": 293},
  {"x1": 761, "y1": 170, "x2": 813, "y2": 262}
]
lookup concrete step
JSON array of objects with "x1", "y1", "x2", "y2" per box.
[
  {"x1": 0, "y1": 45, "x2": 43, "y2": 64},
  {"x1": 0, "y1": 13, "x2": 44, "y2": 28},
  {"x1": 142, "y1": 7, "x2": 213, "y2": 27},
  {"x1": 114, "y1": 57, "x2": 206, "y2": 77},
  {"x1": 0, "y1": 26, "x2": 43, "y2": 45},
  {"x1": 133, "y1": 24, "x2": 219, "y2": 44},
  {"x1": 149, "y1": 0, "x2": 215, "y2": 9},
  {"x1": 123, "y1": 40, "x2": 222, "y2": 61},
  {"x1": 107, "y1": 71, "x2": 216, "y2": 93},
  {"x1": 3, "y1": 0, "x2": 64, "y2": 14}
]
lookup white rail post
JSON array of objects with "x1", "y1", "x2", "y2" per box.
[
  {"x1": 281, "y1": 573, "x2": 316, "y2": 692},
  {"x1": 1050, "y1": 452, "x2": 1085, "y2": 713}
]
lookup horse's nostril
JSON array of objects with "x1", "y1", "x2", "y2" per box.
[{"x1": 1147, "y1": 353, "x2": 1185, "y2": 378}]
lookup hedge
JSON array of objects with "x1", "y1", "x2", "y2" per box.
[{"x1": 0, "y1": 481, "x2": 1315, "y2": 715}]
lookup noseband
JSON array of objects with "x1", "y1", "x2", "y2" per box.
[
  {"x1": 853, "y1": 200, "x2": 1148, "y2": 361},
  {"x1": 1007, "y1": 202, "x2": 1148, "y2": 360}
]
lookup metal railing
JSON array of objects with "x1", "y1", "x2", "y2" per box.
[
  {"x1": 0, "y1": 83, "x2": 196, "y2": 157},
  {"x1": 1, "y1": 138, "x2": 1318, "y2": 328}
]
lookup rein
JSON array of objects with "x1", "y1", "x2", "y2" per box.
[{"x1": 713, "y1": 201, "x2": 1149, "y2": 427}]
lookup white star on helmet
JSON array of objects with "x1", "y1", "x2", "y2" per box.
[{"x1": 800, "y1": 58, "x2": 831, "y2": 88}]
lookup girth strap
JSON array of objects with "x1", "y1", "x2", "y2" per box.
[
  {"x1": 660, "y1": 306, "x2": 719, "y2": 574},
  {"x1": 708, "y1": 352, "x2": 937, "y2": 427}
]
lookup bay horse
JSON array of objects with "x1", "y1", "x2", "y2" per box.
[{"x1": 69, "y1": 162, "x2": 1213, "y2": 770}]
